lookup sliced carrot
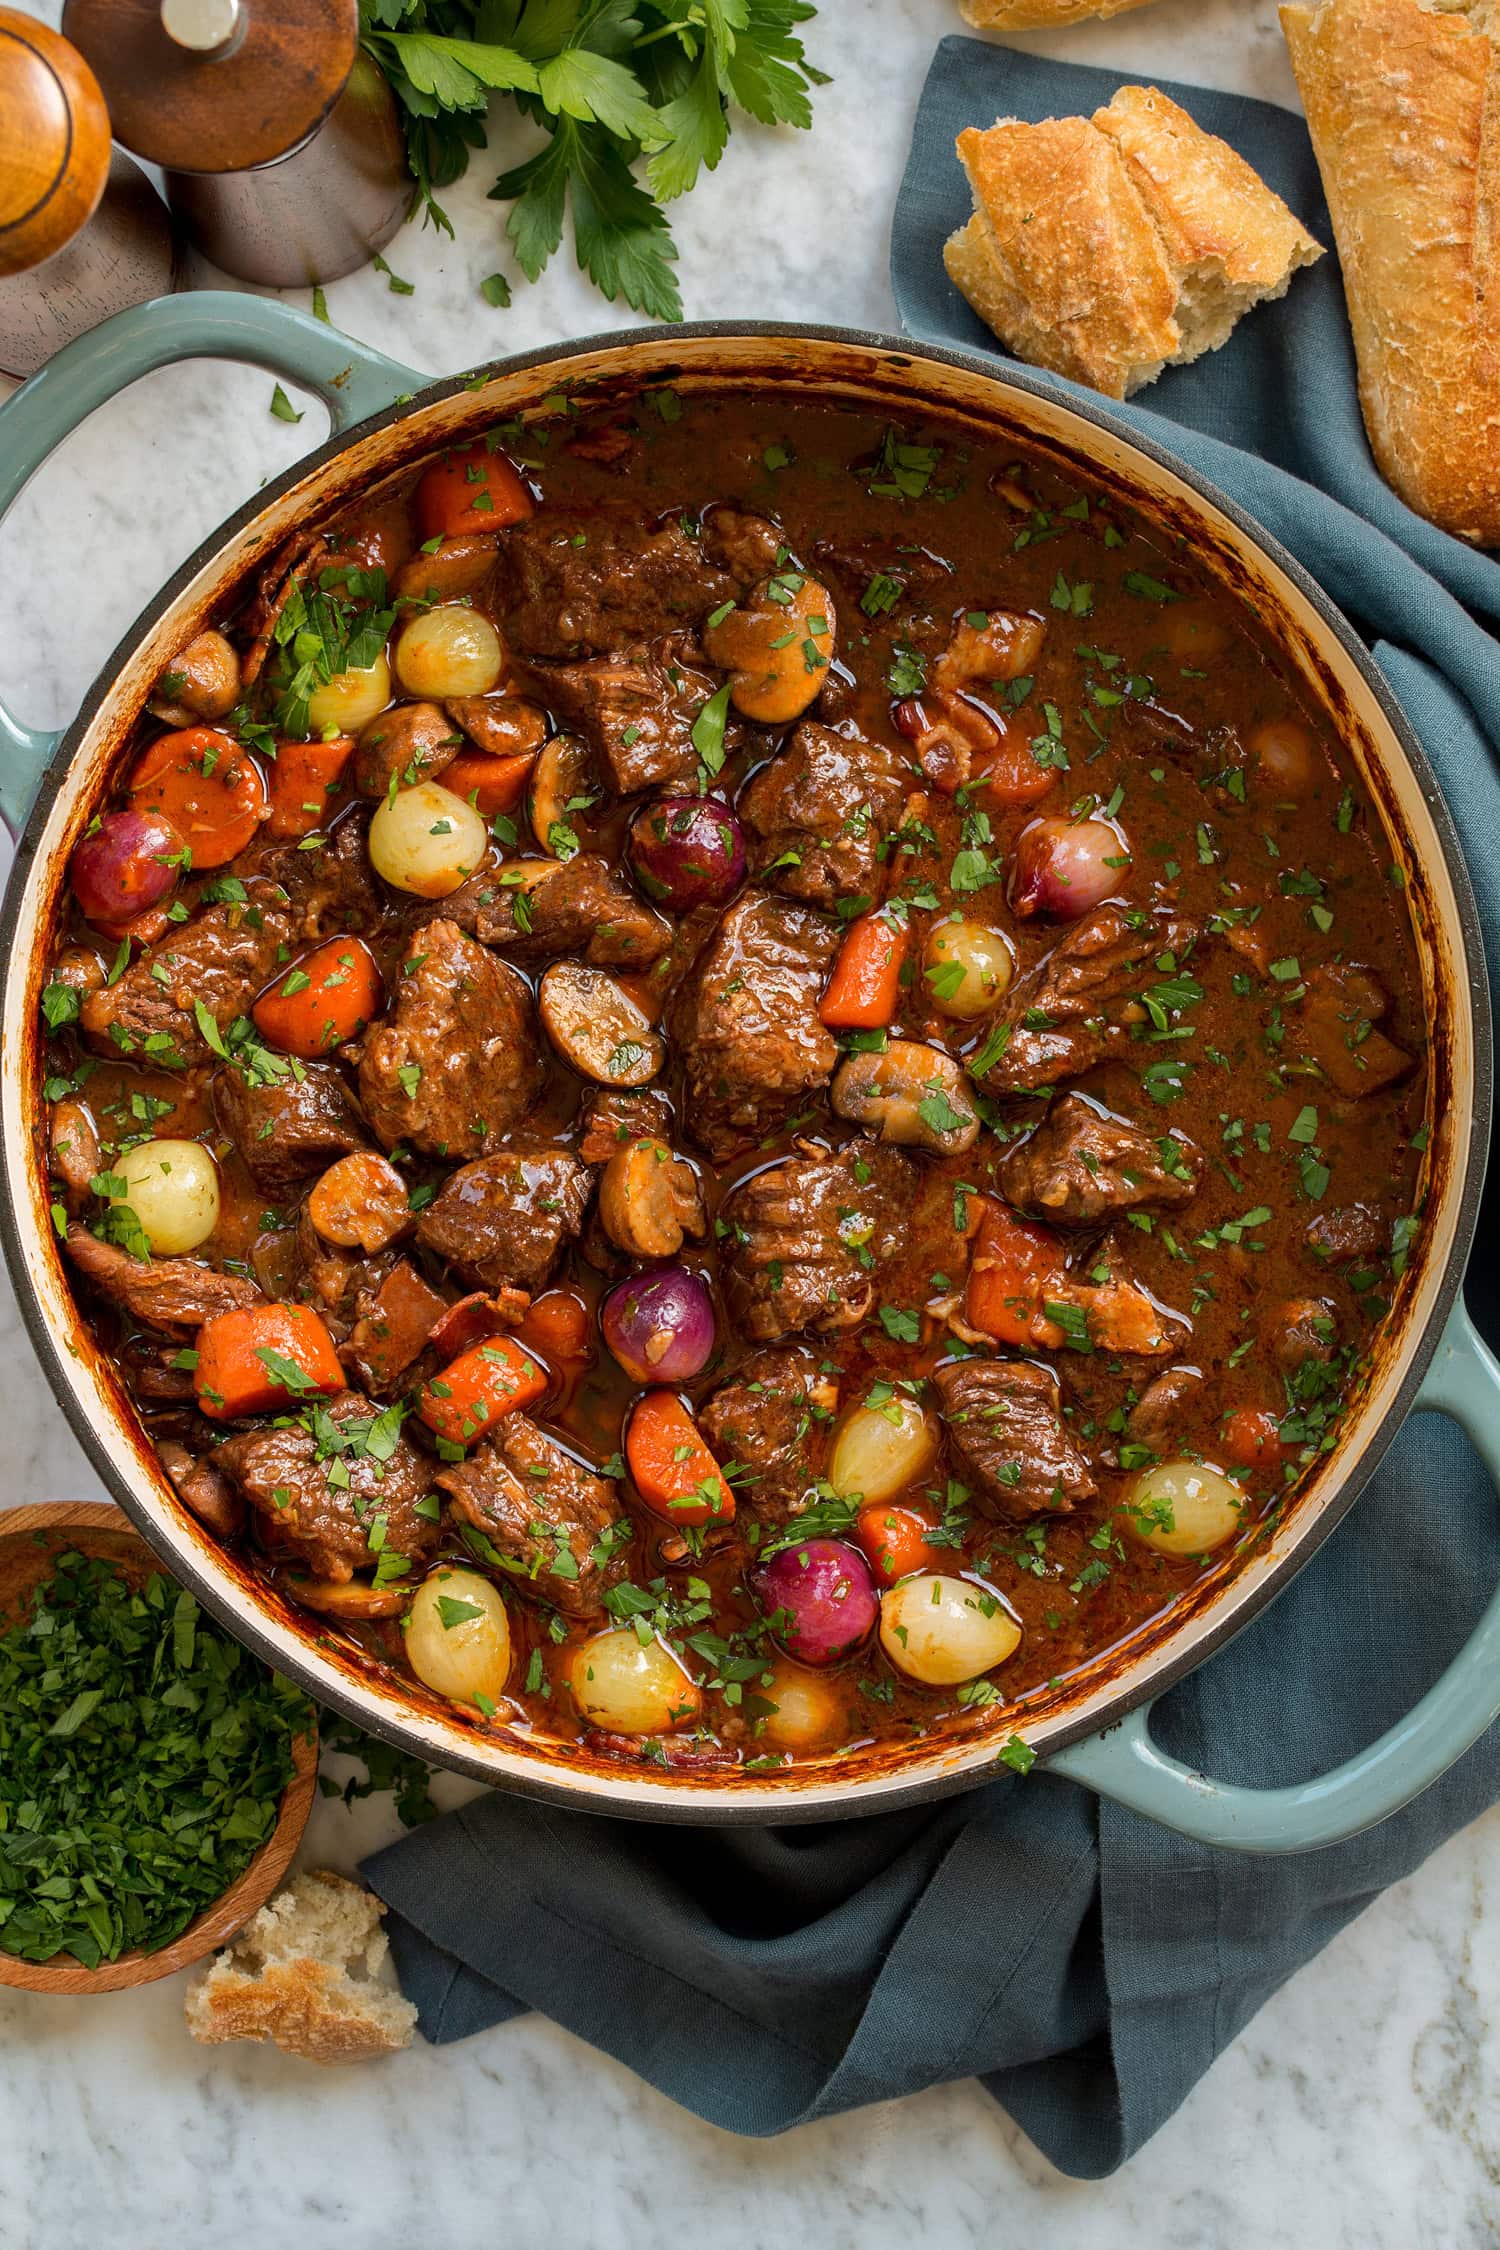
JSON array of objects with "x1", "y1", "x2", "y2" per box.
[
  {"x1": 415, "y1": 441, "x2": 534, "y2": 539},
  {"x1": 195, "y1": 1302, "x2": 344, "y2": 1421},
  {"x1": 819, "y1": 910, "x2": 909, "y2": 1030},
  {"x1": 128, "y1": 727, "x2": 265, "y2": 868},
  {"x1": 252, "y1": 936, "x2": 382, "y2": 1058},
  {"x1": 854, "y1": 1502, "x2": 947, "y2": 1586},
  {"x1": 626, "y1": 1389, "x2": 734, "y2": 1526},
  {"x1": 418, "y1": 1335, "x2": 548, "y2": 1448},
  {"x1": 965, "y1": 1199, "x2": 1068, "y2": 1350},
  {"x1": 441, "y1": 747, "x2": 538, "y2": 820},
  {"x1": 518, "y1": 1288, "x2": 593, "y2": 1365},
  {"x1": 265, "y1": 735, "x2": 356, "y2": 840}
]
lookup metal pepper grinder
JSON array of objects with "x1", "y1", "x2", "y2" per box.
[
  {"x1": 62, "y1": 0, "x2": 412, "y2": 287},
  {"x1": 0, "y1": 10, "x2": 179, "y2": 379}
]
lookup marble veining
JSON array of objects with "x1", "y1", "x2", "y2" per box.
[{"x1": 0, "y1": 2, "x2": 1496, "y2": 2242}]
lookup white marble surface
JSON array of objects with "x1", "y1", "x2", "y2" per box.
[{"x1": 1, "y1": 2, "x2": 1497, "y2": 2242}]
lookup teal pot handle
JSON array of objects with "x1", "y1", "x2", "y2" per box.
[
  {"x1": 0, "y1": 291, "x2": 422, "y2": 832},
  {"x1": 1049, "y1": 1292, "x2": 1500, "y2": 1852}
]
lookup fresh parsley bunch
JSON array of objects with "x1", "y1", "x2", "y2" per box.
[{"x1": 359, "y1": 0, "x2": 825, "y2": 322}]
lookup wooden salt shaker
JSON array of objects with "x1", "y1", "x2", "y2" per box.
[
  {"x1": 61, "y1": 0, "x2": 412, "y2": 288},
  {"x1": 0, "y1": 10, "x2": 179, "y2": 379}
]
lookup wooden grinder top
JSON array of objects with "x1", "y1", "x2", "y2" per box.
[
  {"x1": 0, "y1": 11, "x2": 112, "y2": 278},
  {"x1": 61, "y1": 0, "x2": 359, "y2": 175}
]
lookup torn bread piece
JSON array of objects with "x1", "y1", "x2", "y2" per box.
[
  {"x1": 946, "y1": 88, "x2": 1323, "y2": 399},
  {"x1": 961, "y1": 0, "x2": 1160, "y2": 24},
  {"x1": 185, "y1": 1869, "x2": 418, "y2": 2065}
]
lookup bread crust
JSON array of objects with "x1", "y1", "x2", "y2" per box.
[
  {"x1": 960, "y1": 0, "x2": 1160, "y2": 27},
  {"x1": 948, "y1": 92, "x2": 1322, "y2": 399},
  {"x1": 1281, "y1": 0, "x2": 1500, "y2": 545}
]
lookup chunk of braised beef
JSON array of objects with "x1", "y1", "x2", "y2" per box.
[
  {"x1": 359, "y1": 918, "x2": 542, "y2": 1158},
  {"x1": 697, "y1": 1346, "x2": 839, "y2": 1524},
  {"x1": 701, "y1": 507, "x2": 784, "y2": 581},
  {"x1": 976, "y1": 905, "x2": 1199, "y2": 1094},
  {"x1": 64, "y1": 1224, "x2": 263, "y2": 1332},
  {"x1": 428, "y1": 1288, "x2": 530, "y2": 1359},
  {"x1": 156, "y1": 1438, "x2": 245, "y2": 1538},
  {"x1": 721, "y1": 1141, "x2": 910, "y2": 1344},
  {"x1": 1292, "y1": 966, "x2": 1414, "y2": 1098},
  {"x1": 578, "y1": 1087, "x2": 674, "y2": 1163},
  {"x1": 1305, "y1": 1203, "x2": 1387, "y2": 1265},
  {"x1": 538, "y1": 644, "x2": 719, "y2": 794},
  {"x1": 999, "y1": 1093, "x2": 1200, "y2": 1224},
  {"x1": 436, "y1": 1415, "x2": 622, "y2": 1617},
  {"x1": 438, "y1": 852, "x2": 671, "y2": 969},
  {"x1": 81, "y1": 879, "x2": 296, "y2": 1065},
  {"x1": 933, "y1": 1357, "x2": 1096, "y2": 1521},
  {"x1": 738, "y1": 722, "x2": 908, "y2": 910},
  {"x1": 343, "y1": 1259, "x2": 446, "y2": 1396},
  {"x1": 217, "y1": 1389, "x2": 439, "y2": 1584},
  {"x1": 496, "y1": 509, "x2": 737, "y2": 658},
  {"x1": 284, "y1": 1207, "x2": 388, "y2": 1335},
  {"x1": 272, "y1": 806, "x2": 383, "y2": 937},
  {"x1": 212, "y1": 1063, "x2": 369, "y2": 1201},
  {"x1": 416, "y1": 1145, "x2": 591, "y2": 1294},
  {"x1": 668, "y1": 889, "x2": 839, "y2": 1156}
]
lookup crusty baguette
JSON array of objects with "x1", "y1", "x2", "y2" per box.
[
  {"x1": 185, "y1": 1869, "x2": 417, "y2": 2065},
  {"x1": 1281, "y1": 0, "x2": 1500, "y2": 545},
  {"x1": 947, "y1": 90, "x2": 1323, "y2": 399},
  {"x1": 961, "y1": 0, "x2": 1160, "y2": 27}
]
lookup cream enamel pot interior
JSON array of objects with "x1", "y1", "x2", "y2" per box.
[{"x1": 1, "y1": 296, "x2": 1497, "y2": 1849}]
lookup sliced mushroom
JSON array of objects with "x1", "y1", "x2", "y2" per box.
[
  {"x1": 392, "y1": 534, "x2": 498, "y2": 604},
  {"x1": 447, "y1": 693, "x2": 548, "y2": 758},
  {"x1": 598, "y1": 1138, "x2": 706, "y2": 1259},
  {"x1": 353, "y1": 701, "x2": 464, "y2": 797},
  {"x1": 285, "y1": 1573, "x2": 413, "y2": 1620},
  {"x1": 538, "y1": 963, "x2": 665, "y2": 1087},
  {"x1": 832, "y1": 1040, "x2": 980, "y2": 1155},
  {"x1": 702, "y1": 568, "x2": 836, "y2": 725},
  {"x1": 528, "y1": 734, "x2": 599, "y2": 857},
  {"x1": 49, "y1": 1097, "x2": 101, "y2": 1210},
  {"x1": 151, "y1": 629, "x2": 242, "y2": 723},
  {"x1": 307, "y1": 1153, "x2": 415, "y2": 1253}
]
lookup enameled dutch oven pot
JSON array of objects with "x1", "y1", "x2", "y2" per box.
[{"x1": 2, "y1": 296, "x2": 1497, "y2": 1851}]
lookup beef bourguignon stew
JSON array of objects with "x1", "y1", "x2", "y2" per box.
[{"x1": 39, "y1": 388, "x2": 1429, "y2": 1775}]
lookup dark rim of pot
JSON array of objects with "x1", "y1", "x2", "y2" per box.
[{"x1": 0, "y1": 320, "x2": 1490, "y2": 1824}]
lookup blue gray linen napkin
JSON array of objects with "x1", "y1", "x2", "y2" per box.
[{"x1": 364, "y1": 42, "x2": 1500, "y2": 2178}]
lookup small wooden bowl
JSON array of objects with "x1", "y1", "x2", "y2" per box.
[{"x1": 0, "y1": 1502, "x2": 317, "y2": 1994}]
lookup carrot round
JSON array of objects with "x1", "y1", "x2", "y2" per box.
[
  {"x1": 441, "y1": 747, "x2": 537, "y2": 820},
  {"x1": 625, "y1": 1389, "x2": 734, "y2": 1526},
  {"x1": 195, "y1": 1301, "x2": 344, "y2": 1421},
  {"x1": 854, "y1": 1501, "x2": 947, "y2": 1586},
  {"x1": 252, "y1": 936, "x2": 382, "y2": 1058},
  {"x1": 973, "y1": 715, "x2": 1060, "y2": 809},
  {"x1": 265, "y1": 735, "x2": 356, "y2": 840},
  {"x1": 418, "y1": 1336, "x2": 547, "y2": 1447},
  {"x1": 128, "y1": 727, "x2": 265, "y2": 868},
  {"x1": 1221, "y1": 1407, "x2": 1286, "y2": 1469},
  {"x1": 518, "y1": 1288, "x2": 592, "y2": 1365},
  {"x1": 415, "y1": 442, "x2": 534, "y2": 539},
  {"x1": 819, "y1": 910, "x2": 909, "y2": 1030},
  {"x1": 964, "y1": 1199, "x2": 1068, "y2": 1349}
]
